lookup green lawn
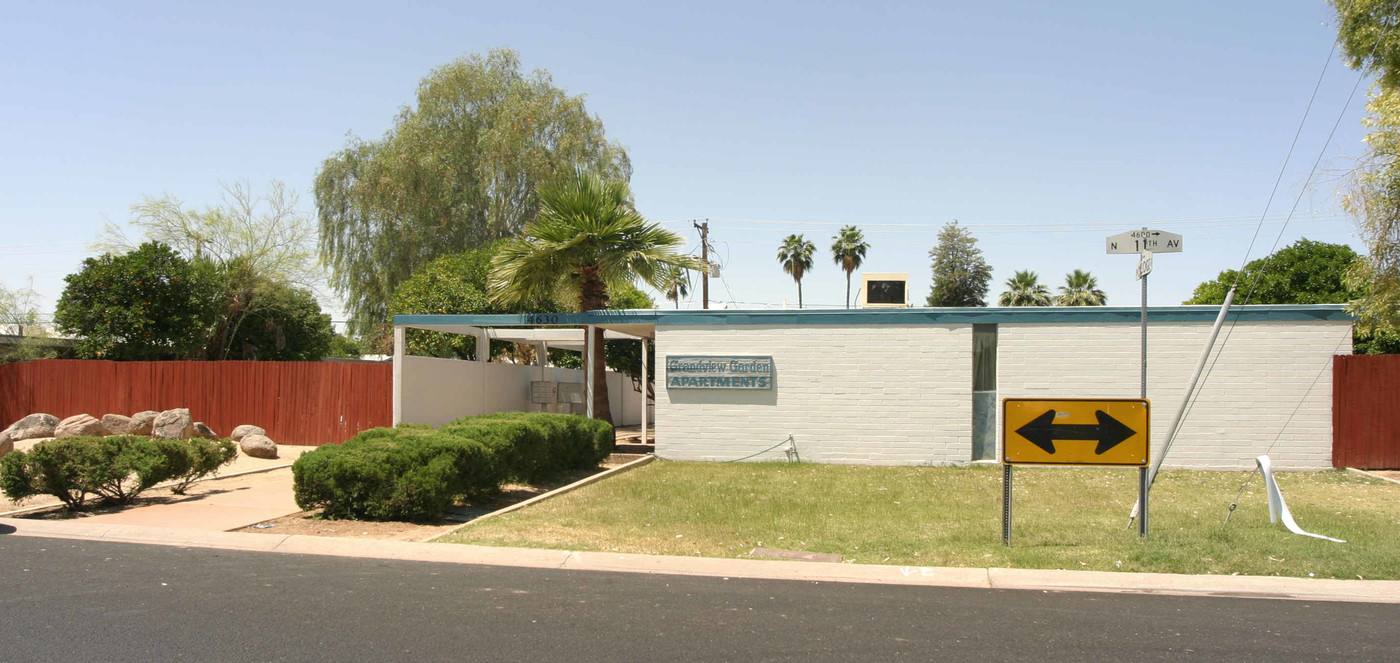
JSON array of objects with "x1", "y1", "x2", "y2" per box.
[{"x1": 436, "y1": 460, "x2": 1400, "y2": 579}]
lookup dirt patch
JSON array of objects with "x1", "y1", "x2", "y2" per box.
[
  {"x1": 235, "y1": 453, "x2": 647, "y2": 542},
  {"x1": 1370, "y1": 470, "x2": 1400, "y2": 482}
]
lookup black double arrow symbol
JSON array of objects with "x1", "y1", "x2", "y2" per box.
[{"x1": 1015, "y1": 409, "x2": 1137, "y2": 455}]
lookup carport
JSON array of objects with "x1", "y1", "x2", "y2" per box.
[{"x1": 392, "y1": 312, "x2": 658, "y2": 439}]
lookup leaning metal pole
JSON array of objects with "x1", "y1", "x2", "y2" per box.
[{"x1": 1128, "y1": 286, "x2": 1236, "y2": 526}]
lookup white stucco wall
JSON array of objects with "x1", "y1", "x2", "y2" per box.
[
  {"x1": 997, "y1": 320, "x2": 1351, "y2": 470},
  {"x1": 654, "y1": 324, "x2": 972, "y2": 465},
  {"x1": 655, "y1": 317, "x2": 1350, "y2": 470},
  {"x1": 400, "y1": 356, "x2": 642, "y2": 428}
]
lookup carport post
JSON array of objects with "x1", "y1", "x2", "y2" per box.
[
  {"x1": 585, "y1": 325, "x2": 596, "y2": 419},
  {"x1": 537, "y1": 341, "x2": 548, "y2": 412},
  {"x1": 641, "y1": 337, "x2": 648, "y2": 445},
  {"x1": 392, "y1": 325, "x2": 405, "y2": 425}
]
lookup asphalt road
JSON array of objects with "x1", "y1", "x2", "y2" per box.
[{"x1": 1, "y1": 533, "x2": 1396, "y2": 662}]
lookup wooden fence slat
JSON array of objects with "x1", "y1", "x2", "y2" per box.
[
  {"x1": 1333, "y1": 354, "x2": 1400, "y2": 469},
  {"x1": 0, "y1": 360, "x2": 391, "y2": 446}
]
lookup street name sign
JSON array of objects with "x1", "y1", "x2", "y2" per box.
[
  {"x1": 1002, "y1": 398, "x2": 1150, "y2": 466},
  {"x1": 1106, "y1": 229, "x2": 1182, "y2": 255}
]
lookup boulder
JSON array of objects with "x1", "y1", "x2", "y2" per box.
[
  {"x1": 128, "y1": 411, "x2": 159, "y2": 436},
  {"x1": 239, "y1": 434, "x2": 278, "y2": 459},
  {"x1": 55, "y1": 414, "x2": 105, "y2": 438},
  {"x1": 193, "y1": 422, "x2": 218, "y2": 440},
  {"x1": 102, "y1": 413, "x2": 133, "y2": 436},
  {"x1": 4, "y1": 413, "x2": 60, "y2": 441},
  {"x1": 0, "y1": 436, "x2": 11, "y2": 458},
  {"x1": 152, "y1": 408, "x2": 195, "y2": 440},
  {"x1": 230, "y1": 424, "x2": 266, "y2": 442}
]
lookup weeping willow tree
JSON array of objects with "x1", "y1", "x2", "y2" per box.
[{"x1": 315, "y1": 48, "x2": 632, "y2": 335}]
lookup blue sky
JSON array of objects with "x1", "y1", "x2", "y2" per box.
[{"x1": 0, "y1": 1, "x2": 1372, "y2": 323}]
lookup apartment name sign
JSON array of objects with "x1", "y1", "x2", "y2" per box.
[{"x1": 666, "y1": 356, "x2": 774, "y2": 390}]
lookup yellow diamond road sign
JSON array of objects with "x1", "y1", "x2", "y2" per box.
[{"x1": 1003, "y1": 398, "x2": 1149, "y2": 466}]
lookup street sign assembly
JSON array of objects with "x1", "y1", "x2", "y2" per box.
[
  {"x1": 1003, "y1": 398, "x2": 1150, "y2": 466},
  {"x1": 1106, "y1": 229, "x2": 1182, "y2": 255}
]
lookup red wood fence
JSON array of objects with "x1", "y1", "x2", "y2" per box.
[
  {"x1": 1333, "y1": 354, "x2": 1400, "y2": 469},
  {"x1": 0, "y1": 360, "x2": 391, "y2": 446}
]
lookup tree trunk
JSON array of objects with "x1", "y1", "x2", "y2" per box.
[
  {"x1": 578, "y1": 266, "x2": 614, "y2": 425},
  {"x1": 798, "y1": 279, "x2": 804, "y2": 309},
  {"x1": 845, "y1": 273, "x2": 851, "y2": 309}
]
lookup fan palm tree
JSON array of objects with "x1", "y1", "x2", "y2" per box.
[
  {"x1": 777, "y1": 234, "x2": 816, "y2": 308},
  {"x1": 1055, "y1": 269, "x2": 1108, "y2": 306},
  {"x1": 830, "y1": 225, "x2": 869, "y2": 308},
  {"x1": 998, "y1": 270, "x2": 1052, "y2": 306},
  {"x1": 490, "y1": 169, "x2": 701, "y2": 424},
  {"x1": 659, "y1": 264, "x2": 691, "y2": 309}
]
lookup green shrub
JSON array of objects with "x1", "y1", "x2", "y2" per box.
[
  {"x1": 0, "y1": 436, "x2": 190, "y2": 509},
  {"x1": 291, "y1": 413, "x2": 613, "y2": 521},
  {"x1": 159, "y1": 438, "x2": 238, "y2": 495}
]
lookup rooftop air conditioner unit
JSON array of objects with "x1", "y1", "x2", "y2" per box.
[{"x1": 860, "y1": 272, "x2": 910, "y2": 308}]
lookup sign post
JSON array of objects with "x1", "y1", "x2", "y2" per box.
[
  {"x1": 1001, "y1": 398, "x2": 1150, "y2": 544},
  {"x1": 1107, "y1": 228, "x2": 1180, "y2": 539}
]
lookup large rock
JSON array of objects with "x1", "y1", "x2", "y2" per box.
[
  {"x1": 230, "y1": 424, "x2": 265, "y2": 442},
  {"x1": 4, "y1": 413, "x2": 59, "y2": 441},
  {"x1": 0, "y1": 432, "x2": 12, "y2": 458},
  {"x1": 55, "y1": 414, "x2": 105, "y2": 438},
  {"x1": 102, "y1": 413, "x2": 132, "y2": 436},
  {"x1": 193, "y1": 422, "x2": 219, "y2": 440},
  {"x1": 152, "y1": 408, "x2": 195, "y2": 440},
  {"x1": 128, "y1": 411, "x2": 159, "y2": 436},
  {"x1": 239, "y1": 434, "x2": 278, "y2": 459}
]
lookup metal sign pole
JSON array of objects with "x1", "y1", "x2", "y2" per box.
[
  {"x1": 1139, "y1": 466, "x2": 1149, "y2": 539},
  {"x1": 1002, "y1": 465, "x2": 1013, "y2": 545}
]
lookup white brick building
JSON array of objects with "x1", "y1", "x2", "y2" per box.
[{"x1": 394, "y1": 305, "x2": 1351, "y2": 470}]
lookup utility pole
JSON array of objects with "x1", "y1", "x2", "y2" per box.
[{"x1": 693, "y1": 220, "x2": 710, "y2": 309}]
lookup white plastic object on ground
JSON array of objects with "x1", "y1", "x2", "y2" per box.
[{"x1": 1256, "y1": 455, "x2": 1345, "y2": 543}]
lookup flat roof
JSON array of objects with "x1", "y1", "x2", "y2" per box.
[{"x1": 394, "y1": 304, "x2": 1351, "y2": 332}]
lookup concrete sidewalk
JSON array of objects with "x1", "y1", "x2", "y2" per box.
[{"x1": 3, "y1": 516, "x2": 1397, "y2": 605}]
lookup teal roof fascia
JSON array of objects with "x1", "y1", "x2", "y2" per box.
[{"x1": 394, "y1": 305, "x2": 1351, "y2": 328}]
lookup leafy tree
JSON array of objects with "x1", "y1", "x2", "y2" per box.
[
  {"x1": 1184, "y1": 238, "x2": 1398, "y2": 354},
  {"x1": 926, "y1": 221, "x2": 992, "y2": 307},
  {"x1": 96, "y1": 182, "x2": 331, "y2": 361},
  {"x1": 1332, "y1": 2, "x2": 1400, "y2": 336},
  {"x1": 55, "y1": 242, "x2": 221, "y2": 360},
  {"x1": 0, "y1": 278, "x2": 59, "y2": 362},
  {"x1": 603, "y1": 285, "x2": 658, "y2": 398},
  {"x1": 326, "y1": 333, "x2": 365, "y2": 359},
  {"x1": 830, "y1": 225, "x2": 869, "y2": 308},
  {"x1": 390, "y1": 242, "x2": 566, "y2": 360},
  {"x1": 489, "y1": 170, "x2": 698, "y2": 424},
  {"x1": 1185, "y1": 239, "x2": 1362, "y2": 305},
  {"x1": 1055, "y1": 269, "x2": 1108, "y2": 306},
  {"x1": 213, "y1": 280, "x2": 334, "y2": 361},
  {"x1": 777, "y1": 234, "x2": 816, "y2": 308},
  {"x1": 316, "y1": 48, "x2": 632, "y2": 335},
  {"x1": 998, "y1": 270, "x2": 1052, "y2": 306}
]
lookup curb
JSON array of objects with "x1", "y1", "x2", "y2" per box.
[
  {"x1": 423, "y1": 455, "x2": 655, "y2": 541},
  {"x1": 3, "y1": 516, "x2": 1397, "y2": 604},
  {"x1": 1348, "y1": 467, "x2": 1400, "y2": 486}
]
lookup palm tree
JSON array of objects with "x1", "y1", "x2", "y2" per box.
[
  {"x1": 777, "y1": 234, "x2": 816, "y2": 308},
  {"x1": 489, "y1": 169, "x2": 701, "y2": 424},
  {"x1": 1055, "y1": 269, "x2": 1108, "y2": 306},
  {"x1": 659, "y1": 264, "x2": 691, "y2": 309},
  {"x1": 830, "y1": 225, "x2": 869, "y2": 308},
  {"x1": 998, "y1": 270, "x2": 1052, "y2": 306}
]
